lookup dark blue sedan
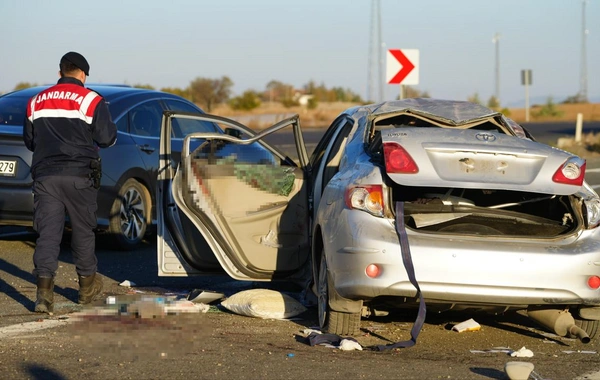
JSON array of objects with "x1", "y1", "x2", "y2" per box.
[{"x1": 0, "y1": 85, "x2": 223, "y2": 249}]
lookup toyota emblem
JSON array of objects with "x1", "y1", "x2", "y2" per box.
[{"x1": 475, "y1": 132, "x2": 496, "y2": 142}]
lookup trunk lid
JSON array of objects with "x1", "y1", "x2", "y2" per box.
[{"x1": 381, "y1": 127, "x2": 584, "y2": 195}]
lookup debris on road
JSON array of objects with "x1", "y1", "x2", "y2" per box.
[
  {"x1": 127, "y1": 297, "x2": 210, "y2": 319},
  {"x1": 302, "y1": 328, "x2": 322, "y2": 336},
  {"x1": 504, "y1": 361, "x2": 535, "y2": 380},
  {"x1": 510, "y1": 346, "x2": 534, "y2": 358},
  {"x1": 452, "y1": 318, "x2": 481, "y2": 333},
  {"x1": 71, "y1": 295, "x2": 210, "y2": 320},
  {"x1": 119, "y1": 280, "x2": 136, "y2": 287},
  {"x1": 187, "y1": 289, "x2": 225, "y2": 304},
  {"x1": 304, "y1": 331, "x2": 363, "y2": 351},
  {"x1": 562, "y1": 350, "x2": 597, "y2": 354},
  {"x1": 470, "y1": 347, "x2": 512, "y2": 354},
  {"x1": 220, "y1": 289, "x2": 307, "y2": 319}
]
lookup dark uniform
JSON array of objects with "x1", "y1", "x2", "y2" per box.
[{"x1": 23, "y1": 52, "x2": 117, "y2": 313}]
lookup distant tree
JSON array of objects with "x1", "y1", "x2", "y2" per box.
[
  {"x1": 467, "y1": 93, "x2": 482, "y2": 104},
  {"x1": 280, "y1": 97, "x2": 300, "y2": 108},
  {"x1": 306, "y1": 97, "x2": 318, "y2": 110},
  {"x1": 562, "y1": 93, "x2": 589, "y2": 104},
  {"x1": 302, "y1": 80, "x2": 363, "y2": 103},
  {"x1": 160, "y1": 87, "x2": 191, "y2": 100},
  {"x1": 189, "y1": 76, "x2": 233, "y2": 112},
  {"x1": 305, "y1": 80, "x2": 332, "y2": 102},
  {"x1": 487, "y1": 95, "x2": 500, "y2": 109},
  {"x1": 13, "y1": 82, "x2": 38, "y2": 91},
  {"x1": 331, "y1": 86, "x2": 364, "y2": 102},
  {"x1": 401, "y1": 86, "x2": 430, "y2": 99},
  {"x1": 533, "y1": 97, "x2": 564, "y2": 118},
  {"x1": 229, "y1": 90, "x2": 261, "y2": 111},
  {"x1": 264, "y1": 80, "x2": 294, "y2": 103},
  {"x1": 132, "y1": 83, "x2": 155, "y2": 90}
]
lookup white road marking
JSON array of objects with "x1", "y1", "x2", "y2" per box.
[
  {"x1": 575, "y1": 370, "x2": 600, "y2": 380},
  {"x1": 587, "y1": 168, "x2": 600, "y2": 173},
  {"x1": 0, "y1": 318, "x2": 74, "y2": 338}
]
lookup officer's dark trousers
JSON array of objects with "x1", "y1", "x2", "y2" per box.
[{"x1": 32, "y1": 176, "x2": 98, "y2": 278}]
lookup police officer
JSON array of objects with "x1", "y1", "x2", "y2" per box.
[{"x1": 23, "y1": 52, "x2": 117, "y2": 314}]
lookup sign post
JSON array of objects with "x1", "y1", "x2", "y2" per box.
[
  {"x1": 387, "y1": 49, "x2": 419, "y2": 100},
  {"x1": 521, "y1": 69, "x2": 532, "y2": 122}
]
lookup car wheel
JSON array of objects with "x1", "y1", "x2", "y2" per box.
[
  {"x1": 108, "y1": 178, "x2": 151, "y2": 251},
  {"x1": 317, "y1": 251, "x2": 361, "y2": 335}
]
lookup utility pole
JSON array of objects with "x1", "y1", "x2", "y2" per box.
[
  {"x1": 492, "y1": 33, "x2": 501, "y2": 104},
  {"x1": 579, "y1": 0, "x2": 589, "y2": 102},
  {"x1": 368, "y1": 0, "x2": 383, "y2": 103}
]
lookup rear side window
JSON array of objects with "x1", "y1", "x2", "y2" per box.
[
  {"x1": 0, "y1": 96, "x2": 29, "y2": 126},
  {"x1": 164, "y1": 99, "x2": 219, "y2": 138},
  {"x1": 129, "y1": 101, "x2": 165, "y2": 137}
]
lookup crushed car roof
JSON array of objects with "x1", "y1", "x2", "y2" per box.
[{"x1": 365, "y1": 98, "x2": 502, "y2": 126}]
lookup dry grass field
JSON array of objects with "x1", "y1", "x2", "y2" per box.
[
  {"x1": 508, "y1": 102, "x2": 600, "y2": 123},
  {"x1": 212, "y1": 101, "x2": 600, "y2": 129}
]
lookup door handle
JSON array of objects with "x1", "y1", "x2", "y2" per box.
[{"x1": 139, "y1": 144, "x2": 155, "y2": 154}]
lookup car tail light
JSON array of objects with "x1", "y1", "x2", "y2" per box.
[
  {"x1": 366, "y1": 264, "x2": 381, "y2": 278},
  {"x1": 383, "y1": 142, "x2": 418, "y2": 174},
  {"x1": 345, "y1": 185, "x2": 384, "y2": 217},
  {"x1": 588, "y1": 276, "x2": 600, "y2": 290},
  {"x1": 552, "y1": 159, "x2": 586, "y2": 186},
  {"x1": 583, "y1": 196, "x2": 600, "y2": 229}
]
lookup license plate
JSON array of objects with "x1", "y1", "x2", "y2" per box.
[{"x1": 0, "y1": 160, "x2": 17, "y2": 177}]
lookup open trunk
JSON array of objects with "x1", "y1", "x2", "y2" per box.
[
  {"x1": 366, "y1": 110, "x2": 587, "y2": 239},
  {"x1": 391, "y1": 185, "x2": 581, "y2": 238}
]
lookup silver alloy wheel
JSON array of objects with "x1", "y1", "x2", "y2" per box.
[
  {"x1": 317, "y1": 252, "x2": 329, "y2": 329},
  {"x1": 119, "y1": 186, "x2": 146, "y2": 241}
]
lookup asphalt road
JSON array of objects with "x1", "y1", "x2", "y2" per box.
[
  {"x1": 1, "y1": 121, "x2": 600, "y2": 379},
  {"x1": 1, "y1": 231, "x2": 599, "y2": 380}
]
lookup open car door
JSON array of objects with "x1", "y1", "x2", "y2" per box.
[{"x1": 157, "y1": 112, "x2": 311, "y2": 281}]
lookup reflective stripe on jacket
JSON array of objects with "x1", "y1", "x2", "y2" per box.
[{"x1": 23, "y1": 77, "x2": 117, "y2": 179}]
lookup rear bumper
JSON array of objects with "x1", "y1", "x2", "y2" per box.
[
  {"x1": 323, "y1": 209, "x2": 600, "y2": 308},
  {"x1": 0, "y1": 186, "x2": 33, "y2": 225}
]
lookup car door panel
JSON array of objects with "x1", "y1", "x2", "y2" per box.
[
  {"x1": 158, "y1": 113, "x2": 310, "y2": 281},
  {"x1": 186, "y1": 158, "x2": 308, "y2": 273}
]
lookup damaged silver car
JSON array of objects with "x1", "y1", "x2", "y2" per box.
[{"x1": 157, "y1": 99, "x2": 600, "y2": 342}]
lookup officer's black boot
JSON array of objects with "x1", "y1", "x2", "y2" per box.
[
  {"x1": 34, "y1": 276, "x2": 54, "y2": 314},
  {"x1": 78, "y1": 273, "x2": 103, "y2": 304}
]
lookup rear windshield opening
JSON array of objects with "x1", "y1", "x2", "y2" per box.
[{"x1": 0, "y1": 97, "x2": 28, "y2": 126}]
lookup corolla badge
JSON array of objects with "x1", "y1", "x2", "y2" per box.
[{"x1": 475, "y1": 132, "x2": 497, "y2": 142}]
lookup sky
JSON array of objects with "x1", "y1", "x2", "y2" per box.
[{"x1": 1, "y1": 0, "x2": 598, "y2": 106}]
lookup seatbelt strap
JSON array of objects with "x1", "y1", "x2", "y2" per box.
[{"x1": 372, "y1": 201, "x2": 426, "y2": 351}]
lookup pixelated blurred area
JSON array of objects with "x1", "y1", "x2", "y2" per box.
[{"x1": 205, "y1": 156, "x2": 296, "y2": 196}]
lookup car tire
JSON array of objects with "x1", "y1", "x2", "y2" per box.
[
  {"x1": 317, "y1": 251, "x2": 361, "y2": 336},
  {"x1": 108, "y1": 178, "x2": 151, "y2": 251},
  {"x1": 573, "y1": 316, "x2": 599, "y2": 340}
]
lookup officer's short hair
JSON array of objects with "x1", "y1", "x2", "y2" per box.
[{"x1": 60, "y1": 61, "x2": 81, "y2": 77}]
